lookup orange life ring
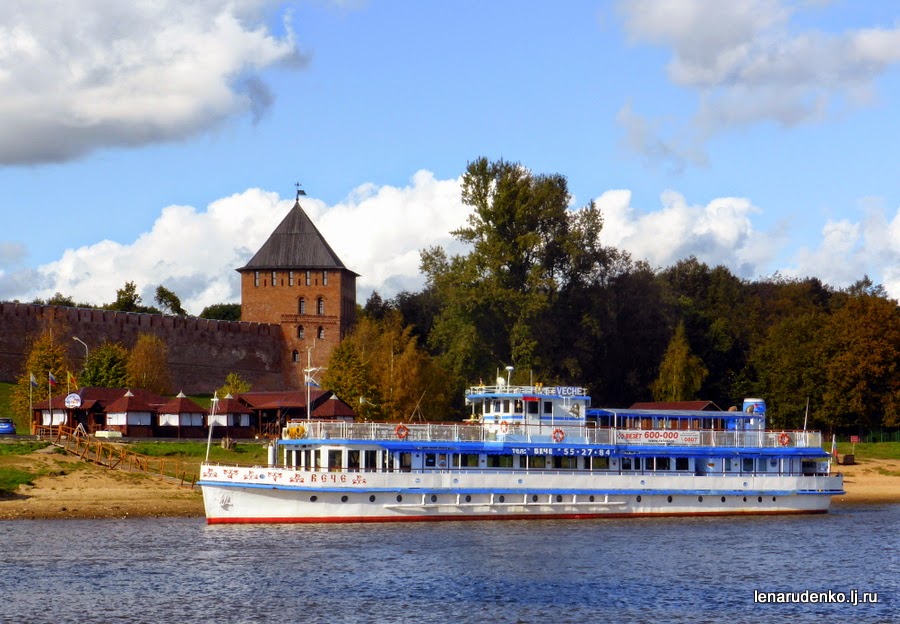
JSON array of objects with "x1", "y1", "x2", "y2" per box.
[
  {"x1": 778, "y1": 432, "x2": 790, "y2": 446},
  {"x1": 395, "y1": 424, "x2": 410, "y2": 440},
  {"x1": 500, "y1": 420, "x2": 510, "y2": 434},
  {"x1": 552, "y1": 428, "x2": 565, "y2": 443}
]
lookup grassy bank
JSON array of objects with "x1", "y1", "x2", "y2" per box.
[{"x1": 836, "y1": 441, "x2": 900, "y2": 460}]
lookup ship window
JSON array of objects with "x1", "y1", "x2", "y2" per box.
[
  {"x1": 530, "y1": 456, "x2": 546, "y2": 469},
  {"x1": 369, "y1": 495, "x2": 376, "y2": 502},
  {"x1": 400, "y1": 453, "x2": 412, "y2": 472},
  {"x1": 425, "y1": 454, "x2": 437, "y2": 468},
  {"x1": 656, "y1": 457, "x2": 671, "y2": 470},
  {"x1": 543, "y1": 401, "x2": 552, "y2": 415},
  {"x1": 502, "y1": 399, "x2": 510, "y2": 413},
  {"x1": 328, "y1": 450, "x2": 342, "y2": 471},
  {"x1": 554, "y1": 456, "x2": 576, "y2": 470},
  {"x1": 527, "y1": 401, "x2": 539, "y2": 415},
  {"x1": 493, "y1": 400, "x2": 502, "y2": 413},
  {"x1": 621, "y1": 457, "x2": 634, "y2": 471},
  {"x1": 592, "y1": 456, "x2": 610, "y2": 470},
  {"x1": 675, "y1": 457, "x2": 689, "y2": 471},
  {"x1": 364, "y1": 450, "x2": 377, "y2": 471},
  {"x1": 348, "y1": 451, "x2": 360, "y2": 471},
  {"x1": 460, "y1": 454, "x2": 479, "y2": 468},
  {"x1": 742, "y1": 457, "x2": 754, "y2": 472},
  {"x1": 487, "y1": 455, "x2": 512, "y2": 468}
]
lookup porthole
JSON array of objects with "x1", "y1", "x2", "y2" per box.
[
  {"x1": 465, "y1": 495, "x2": 472, "y2": 503},
  {"x1": 430, "y1": 494, "x2": 437, "y2": 503},
  {"x1": 589, "y1": 495, "x2": 595, "y2": 502},
  {"x1": 698, "y1": 496, "x2": 703, "y2": 502},
  {"x1": 636, "y1": 495, "x2": 642, "y2": 503},
  {"x1": 743, "y1": 496, "x2": 747, "y2": 502},
  {"x1": 772, "y1": 496, "x2": 777, "y2": 502},
  {"x1": 397, "y1": 495, "x2": 403, "y2": 503},
  {"x1": 758, "y1": 496, "x2": 763, "y2": 503},
  {"x1": 498, "y1": 495, "x2": 505, "y2": 503},
  {"x1": 531, "y1": 495, "x2": 538, "y2": 503},
  {"x1": 369, "y1": 495, "x2": 376, "y2": 502},
  {"x1": 667, "y1": 495, "x2": 673, "y2": 503},
  {"x1": 310, "y1": 495, "x2": 318, "y2": 502},
  {"x1": 721, "y1": 496, "x2": 726, "y2": 503},
  {"x1": 555, "y1": 495, "x2": 563, "y2": 503},
  {"x1": 341, "y1": 495, "x2": 348, "y2": 503}
]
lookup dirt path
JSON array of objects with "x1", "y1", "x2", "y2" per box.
[{"x1": 1, "y1": 451, "x2": 897, "y2": 520}]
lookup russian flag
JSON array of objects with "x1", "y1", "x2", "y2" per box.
[
  {"x1": 48, "y1": 372, "x2": 58, "y2": 387},
  {"x1": 30, "y1": 373, "x2": 38, "y2": 388}
]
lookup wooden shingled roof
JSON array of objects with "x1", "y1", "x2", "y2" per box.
[{"x1": 237, "y1": 200, "x2": 357, "y2": 274}]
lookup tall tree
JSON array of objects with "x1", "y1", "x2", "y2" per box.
[
  {"x1": 126, "y1": 333, "x2": 172, "y2": 394},
  {"x1": 155, "y1": 285, "x2": 187, "y2": 316},
  {"x1": 650, "y1": 322, "x2": 708, "y2": 401},
  {"x1": 10, "y1": 323, "x2": 73, "y2": 429},
  {"x1": 80, "y1": 341, "x2": 130, "y2": 388},
  {"x1": 199, "y1": 303, "x2": 241, "y2": 321}
]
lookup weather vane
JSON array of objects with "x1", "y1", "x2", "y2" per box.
[{"x1": 295, "y1": 181, "x2": 307, "y2": 200}]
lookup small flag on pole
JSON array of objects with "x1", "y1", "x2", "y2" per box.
[
  {"x1": 30, "y1": 373, "x2": 38, "y2": 388},
  {"x1": 831, "y1": 434, "x2": 838, "y2": 461},
  {"x1": 67, "y1": 371, "x2": 78, "y2": 389},
  {"x1": 48, "y1": 371, "x2": 58, "y2": 387}
]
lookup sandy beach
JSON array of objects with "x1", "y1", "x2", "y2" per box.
[{"x1": 1, "y1": 450, "x2": 897, "y2": 520}]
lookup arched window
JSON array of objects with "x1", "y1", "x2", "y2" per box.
[
  {"x1": 297, "y1": 325, "x2": 304, "y2": 339},
  {"x1": 291, "y1": 350, "x2": 300, "y2": 362},
  {"x1": 317, "y1": 297, "x2": 324, "y2": 315},
  {"x1": 298, "y1": 298, "x2": 305, "y2": 315},
  {"x1": 317, "y1": 326, "x2": 325, "y2": 340}
]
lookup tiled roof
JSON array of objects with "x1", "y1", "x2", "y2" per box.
[
  {"x1": 237, "y1": 200, "x2": 356, "y2": 273},
  {"x1": 158, "y1": 393, "x2": 206, "y2": 415}
]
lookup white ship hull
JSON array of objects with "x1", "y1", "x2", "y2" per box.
[{"x1": 200, "y1": 464, "x2": 840, "y2": 524}]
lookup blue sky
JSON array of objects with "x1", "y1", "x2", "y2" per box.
[{"x1": 1, "y1": 0, "x2": 898, "y2": 314}]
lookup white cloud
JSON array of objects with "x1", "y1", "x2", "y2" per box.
[
  {"x1": 0, "y1": 0, "x2": 303, "y2": 165},
  {"x1": 617, "y1": 0, "x2": 900, "y2": 164},
  {"x1": 2, "y1": 174, "x2": 897, "y2": 314}
]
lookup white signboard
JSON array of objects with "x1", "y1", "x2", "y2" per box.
[{"x1": 615, "y1": 429, "x2": 701, "y2": 445}]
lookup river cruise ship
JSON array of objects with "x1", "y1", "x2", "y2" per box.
[{"x1": 199, "y1": 384, "x2": 843, "y2": 523}]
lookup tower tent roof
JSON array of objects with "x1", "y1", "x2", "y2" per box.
[{"x1": 238, "y1": 200, "x2": 357, "y2": 274}]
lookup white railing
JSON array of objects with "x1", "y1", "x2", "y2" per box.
[{"x1": 282, "y1": 421, "x2": 823, "y2": 449}]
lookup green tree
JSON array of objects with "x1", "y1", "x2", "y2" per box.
[
  {"x1": 10, "y1": 323, "x2": 73, "y2": 429},
  {"x1": 322, "y1": 340, "x2": 379, "y2": 420},
  {"x1": 217, "y1": 372, "x2": 251, "y2": 397},
  {"x1": 650, "y1": 322, "x2": 708, "y2": 401},
  {"x1": 155, "y1": 285, "x2": 187, "y2": 316},
  {"x1": 199, "y1": 303, "x2": 241, "y2": 321},
  {"x1": 80, "y1": 341, "x2": 130, "y2": 388},
  {"x1": 106, "y1": 281, "x2": 160, "y2": 313},
  {"x1": 817, "y1": 290, "x2": 900, "y2": 428},
  {"x1": 126, "y1": 333, "x2": 172, "y2": 394}
]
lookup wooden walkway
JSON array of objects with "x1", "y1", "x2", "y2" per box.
[{"x1": 38, "y1": 425, "x2": 199, "y2": 488}]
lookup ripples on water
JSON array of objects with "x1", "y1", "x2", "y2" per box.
[{"x1": 0, "y1": 504, "x2": 895, "y2": 623}]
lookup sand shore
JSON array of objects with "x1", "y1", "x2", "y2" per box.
[{"x1": 1, "y1": 451, "x2": 897, "y2": 520}]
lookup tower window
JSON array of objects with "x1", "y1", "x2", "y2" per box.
[
  {"x1": 317, "y1": 326, "x2": 325, "y2": 339},
  {"x1": 299, "y1": 298, "x2": 306, "y2": 315},
  {"x1": 291, "y1": 350, "x2": 300, "y2": 362},
  {"x1": 317, "y1": 297, "x2": 324, "y2": 315},
  {"x1": 254, "y1": 271, "x2": 259, "y2": 287},
  {"x1": 289, "y1": 271, "x2": 294, "y2": 286},
  {"x1": 271, "y1": 271, "x2": 277, "y2": 286},
  {"x1": 323, "y1": 270, "x2": 328, "y2": 285},
  {"x1": 305, "y1": 271, "x2": 310, "y2": 286},
  {"x1": 297, "y1": 325, "x2": 304, "y2": 339}
]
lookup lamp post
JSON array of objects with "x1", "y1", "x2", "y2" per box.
[
  {"x1": 72, "y1": 336, "x2": 89, "y2": 359},
  {"x1": 505, "y1": 365, "x2": 514, "y2": 387}
]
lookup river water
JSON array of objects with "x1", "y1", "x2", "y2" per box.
[{"x1": 0, "y1": 503, "x2": 896, "y2": 623}]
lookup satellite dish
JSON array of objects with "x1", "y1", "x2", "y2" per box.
[{"x1": 496, "y1": 377, "x2": 506, "y2": 386}]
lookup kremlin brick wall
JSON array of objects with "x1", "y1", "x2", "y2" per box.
[{"x1": 0, "y1": 303, "x2": 289, "y2": 394}]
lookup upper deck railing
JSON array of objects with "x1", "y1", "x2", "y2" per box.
[{"x1": 282, "y1": 421, "x2": 824, "y2": 450}]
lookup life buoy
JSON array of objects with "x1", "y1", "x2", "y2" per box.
[
  {"x1": 500, "y1": 420, "x2": 510, "y2": 434},
  {"x1": 778, "y1": 432, "x2": 790, "y2": 446},
  {"x1": 552, "y1": 428, "x2": 565, "y2": 443},
  {"x1": 395, "y1": 424, "x2": 410, "y2": 440}
]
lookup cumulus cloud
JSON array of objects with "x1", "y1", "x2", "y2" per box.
[
  {"x1": 1, "y1": 174, "x2": 897, "y2": 314},
  {"x1": 0, "y1": 0, "x2": 304, "y2": 165},
  {"x1": 617, "y1": 0, "x2": 900, "y2": 165},
  {"x1": 0, "y1": 173, "x2": 470, "y2": 314}
]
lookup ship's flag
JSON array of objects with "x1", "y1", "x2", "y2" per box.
[
  {"x1": 831, "y1": 434, "x2": 838, "y2": 461},
  {"x1": 30, "y1": 373, "x2": 38, "y2": 388},
  {"x1": 67, "y1": 371, "x2": 78, "y2": 389},
  {"x1": 305, "y1": 375, "x2": 320, "y2": 388},
  {"x1": 48, "y1": 371, "x2": 58, "y2": 387}
]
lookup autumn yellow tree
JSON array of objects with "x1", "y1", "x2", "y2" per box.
[
  {"x1": 650, "y1": 322, "x2": 708, "y2": 402},
  {"x1": 126, "y1": 333, "x2": 172, "y2": 395},
  {"x1": 10, "y1": 322, "x2": 74, "y2": 431}
]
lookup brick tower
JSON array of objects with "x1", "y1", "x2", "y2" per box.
[{"x1": 237, "y1": 196, "x2": 357, "y2": 387}]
